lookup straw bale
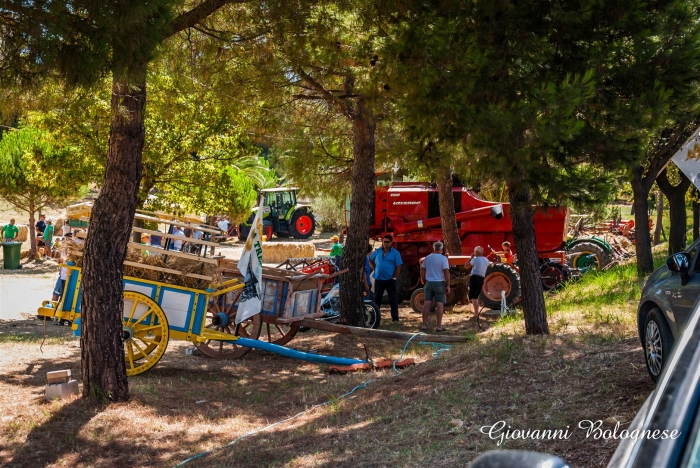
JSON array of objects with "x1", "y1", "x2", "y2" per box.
[
  {"x1": 16, "y1": 225, "x2": 28, "y2": 243},
  {"x1": 619, "y1": 236, "x2": 632, "y2": 249},
  {"x1": 66, "y1": 241, "x2": 221, "y2": 289},
  {"x1": 262, "y1": 242, "x2": 315, "y2": 264}
]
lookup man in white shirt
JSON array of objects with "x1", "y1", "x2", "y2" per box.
[
  {"x1": 171, "y1": 226, "x2": 186, "y2": 251},
  {"x1": 217, "y1": 218, "x2": 230, "y2": 235},
  {"x1": 467, "y1": 246, "x2": 491, "y2": 315},
  {"x1": 420, "y1": 241, "x2": 451, "y2": 332}
]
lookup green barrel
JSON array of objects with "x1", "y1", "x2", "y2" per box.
[{"x1": 2, "y1": 241, "x2": 22, "y2": 269}]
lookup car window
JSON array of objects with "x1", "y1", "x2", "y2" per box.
[{"x1": 687, "y1": 239, "x2": 700, "y2": 272}]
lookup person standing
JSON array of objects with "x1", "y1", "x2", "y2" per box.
[
  {"x1": 420, "y1": 241, "x2": 451, "y2": 332},
  {"x1": 369, "y1": 235, "x2": 403, "y2": 323},
  {"x1": 467, "y1": 246, "x2": 490, "y2": 315},
  {"x1": 363, "y1": 243, "x2": 373, "y2": 300},
  {"x1": 171, "y1": 226, "x2": 186, "y2": 251},
  {"x1": 35, "y1": 214, "x2": 47, "y2": 252},
  {"x1": 61, "y1": 218, "x2": 71, "y2": 237},
  {"x1": 1, "y1": 219, "x2": 19, "y2": 243},
  {"x1": 43, "y1": 220, "x2": 54, "y2": 258},
  {"x1": 329, "y1": 235, "x2": 343, "y2": 283}
]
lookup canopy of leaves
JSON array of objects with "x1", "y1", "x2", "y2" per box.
[
  {"x1": 380, "y1": 0, "x2": 700, "y2": 207},
  {"x1": 0, "y1": 126, "x2": 94, "y2": 213}
]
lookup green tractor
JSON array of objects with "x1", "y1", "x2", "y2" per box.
[{"x1": 238, "y1": 188, "x2": 316, "y2": 240}]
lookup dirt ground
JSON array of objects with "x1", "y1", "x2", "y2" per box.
[
  {"x1": 0, "y1": 204, "x2": 654, "y2": 466},
  {"x1": 0, "y1": 273, "x2": 654, "y2": 468}
]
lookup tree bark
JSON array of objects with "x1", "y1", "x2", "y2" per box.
[
  {"x1": 657, "y1": 168, "x2": 691, "y2": 255},
  {"x1": 653, "y1": 190, "x2": 663, "y2": 246},
  {"x1": 436, "y1": 166, "x2": 467, "y2": 302},
  {"x1": 339, "y1": 99, "x2": 375, "y2": 326},
  {"x1": 28, "y1": 201, "x2": 36, "y2": 260},
  {"x1": 80, "y1": 68, "x2": 147, "y2": 401},
  {"x1": 632, "y1": 167, "x2": 655, "y2": 275},
  {"x1": 507, "y1": 181, "x2": 548, "y2": 335}
]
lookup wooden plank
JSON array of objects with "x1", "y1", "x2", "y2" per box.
[
  {"x1": 130, "y1": 226, "x2": 219, "y2": 247},
  {"x1": 123, "y1": 261, "x2": 213, "y2": 281},
  {"x1": 127, "y1": 242, "x2": 218, "y2": 264},
  {"x1": 78, "y1": 214, "x2": 221, "y2": 234},
  {"x1": 69, "y1": 252, "x2": 213, "y2": 281},
  {"x1": 297, "y1": 319, "x2": 469, "y2": 342},
  {"x1": 133, "y1": 213, "x2": 220, "y2": 234}
]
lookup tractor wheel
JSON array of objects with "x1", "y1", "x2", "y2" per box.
[
  {"x1": 540, "y1": 262, "x2": 567, "y2": 291},
  {"x1": 290, "y1": 212, "x2": 316, "y2": 239},
  {"x1": 410, "y1": 288, "x2": 436, "y2": 313},
  {"x1": 567, "y1": 241, "x2": 611, "y2": 271},
  {"x1": 396, "y1": 267, "x2": 413, "y2": 302},
  {"x1": 263, "y1": 221, "x2": 273, "y2": 241},
  {"x1": 478, "y1": 263, "x2": 521, "y2": 308}
]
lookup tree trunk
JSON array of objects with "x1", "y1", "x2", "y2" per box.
[
  {"x1": 631, "y1": 168, "x2": 654, "y2": 275},
  {"x1": 80, "y1": 69, "x2": 147, "y2": 401},
  {"x1": 657, "y1": 168, "x2": 691, "y2": 255},
  {"x1": 436, "y1": 166, "x2": 466, "y2": 302},
  {"x1": 653, "y1": 190, "x2": 663, "y2": 246},
  {"x1": 28, "y1": 201, "x2": 36, "y2": 260},
  {"x1": 339, "y1": 101, "x2": 375, "y2": 326},
  {"x1": 507, "y1": 181, "x2": 548, "y2": 335},
  {"x1": 694, "y1": 200, "x2": 699, "y2": 241}
]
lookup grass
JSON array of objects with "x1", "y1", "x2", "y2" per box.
[{"x1": 0, "y1": 252, "x2": 670, "y2": 468}]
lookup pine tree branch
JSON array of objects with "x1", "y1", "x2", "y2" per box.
[
  {"x1": 295, "y1": 67, "x2": 353, "y2": 119},
  {"x1": 167, "y1": 0, "x2": 251, "y2": 38}
]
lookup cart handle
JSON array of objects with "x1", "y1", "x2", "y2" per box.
[
  {"x1": 210, "y1": 282, "x2": 245, "y2": 297},
  {"x1": 218, "y1": 277, "x2": 240, "y2": 287}
]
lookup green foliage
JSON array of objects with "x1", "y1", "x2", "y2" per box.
[
  {"x1": 381, "y1": 0, "x2": 700, "y2": 207},
  {"x1": 0, "y1": 126, "x2": 94, "y2": 213},
  {"x1": 312, "y1": 194, "x2": 346, "y2": 232}
]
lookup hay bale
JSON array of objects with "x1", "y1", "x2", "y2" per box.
[
  {"x1": 262, "y1": 242, "x2": 315, "y2": 264},
  {"x1": 16, "y1": 225, "x2": 28, "y2": 243}
]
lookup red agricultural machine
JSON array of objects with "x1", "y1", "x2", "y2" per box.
[{"x1": 360, "y1": 182, "x2": 569, "y2": 308}]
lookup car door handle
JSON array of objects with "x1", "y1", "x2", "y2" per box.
[{"x1": 664, "y1": 290, "x2": 672, "y2": 296}]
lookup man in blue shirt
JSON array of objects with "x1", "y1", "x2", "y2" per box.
[{"x1": 369, "y1": 235, "x2": 403, "y2": 323}]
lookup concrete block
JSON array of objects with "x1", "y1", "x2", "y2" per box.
[
  {"x1": 185, "y1": 347, "x2": 203, "y2": 357},
  {"x1": 46, "y1": 369, "x2": 71, "y2": 384},
  {"x1": 45, "y1": 380, "x2": 79, "y2": 401}
]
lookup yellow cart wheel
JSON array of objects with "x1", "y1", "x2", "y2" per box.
[{"x1": 122, "y1": 292, "x2": 169, "y2": 376}]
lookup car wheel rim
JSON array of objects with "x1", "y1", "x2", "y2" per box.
[{"x1": 646, "y1": 320, "x2": 663, "y2": 376}]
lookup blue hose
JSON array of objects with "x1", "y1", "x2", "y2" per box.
[{"x1": 235, "y1": 337, "x2": 367, "y2": 366}]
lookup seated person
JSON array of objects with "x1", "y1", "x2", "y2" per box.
[{"x1": 496, "y1": 241, "x2": 515, "y2": 264}]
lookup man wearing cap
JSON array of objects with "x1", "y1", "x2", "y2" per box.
[{"x1": 1, "y1": 219, "x2": 19, "y2": 243}]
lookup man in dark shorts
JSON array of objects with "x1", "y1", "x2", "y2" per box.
[
  {"x1": 467, "y1": 246, "x2": 490, "y2": 315},
  {"x1": 35, "y1": 214, "x2": 47, "y2": 250},
  {"x1": 420, "y1": 241, "x2": 450, "y2": 331}
]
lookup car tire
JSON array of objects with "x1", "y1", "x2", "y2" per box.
[{"x1": 644, "y1": 308, "x2": 675, "y2": 382}]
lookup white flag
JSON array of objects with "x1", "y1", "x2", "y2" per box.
[
  {"x1": 236, "y1": 197, "x2": 264, "y2": 325},
  {"x1": 671, "y1": 126, "x2": 700, "y2": 191}
]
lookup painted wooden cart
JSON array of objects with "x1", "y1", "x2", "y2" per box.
[
  {"x1": 37, "y1": 204, "x2": 331, "y2": 373},
  {"x1": 37, "y1": 264, "x2": 250, "y2": 375}
]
